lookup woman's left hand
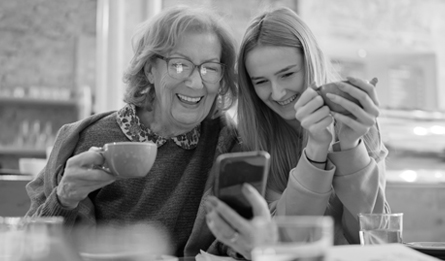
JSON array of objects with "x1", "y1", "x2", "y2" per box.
[
  {"x1": 205, "y1": 183, "x2": 271, "y2": 260},
  {"x1": 327, "y1": 77, "x2": 380, "y2": 150}
]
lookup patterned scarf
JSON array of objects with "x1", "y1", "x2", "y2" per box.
[{"x1": 116, "y1": 104, "x2": 200, "y2": 150}]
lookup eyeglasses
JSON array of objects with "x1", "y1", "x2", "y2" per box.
[{"x1": 156, "y1": 55, "x2": 225, "y2": 84}]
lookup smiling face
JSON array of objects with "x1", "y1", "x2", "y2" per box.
[
  {"x1": 147, "y1": 31, "x2": 222, "y2": 133},
  {"x1": 245, "y1": 45, "x2": 306, "y2": 122}
]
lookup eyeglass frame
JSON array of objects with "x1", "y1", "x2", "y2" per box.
[{"x1": 155, "y1": 55, "x2": 225, "y2": 84}]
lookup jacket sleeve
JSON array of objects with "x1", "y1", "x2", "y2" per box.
[
  {"x1": 267, "y1": 148, "x2": 336, "y2": 217},
  {"x1": 328, "y1": 138, "x2": 390, "y2": 244},
  {"x1": 25, "y1": 165, "x2": 97, "y2": 229},
  {"x1": 25, "y1": 122, "x2": 98, "y2": 230}
]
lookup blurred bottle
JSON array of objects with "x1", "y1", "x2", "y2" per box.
[
  {"x1": 16, "y1": 120, "x2": 30, "y2": 148},
  {"x1": 78, "y1": 85, "x2": 93, "y2": 119},
  {"x1": 18, "y1": 217, "x2": 83, "y2": 261},
  {"x1": 41, "y1": 121, "x2": 54, "y2": 149},
  {"x1": 30, "y1": 120, "x2": 41, "y2": 149}
]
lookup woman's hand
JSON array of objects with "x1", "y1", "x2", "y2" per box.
[
  {"x1": 56, "y1": 147, "x2": 116, "y2": 209},
  {"x1": 326, "y1": 77, "x2": 380, "y2": 150},
  {"x1": 294, "y1": 87, "x2": 334, "y2": 161},
  {"x1": 205, "y1": 183, "x2": 271, "y2": 260}
]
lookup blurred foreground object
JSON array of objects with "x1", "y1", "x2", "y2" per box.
[
  {"x1": 251, "y1": 216, "x2": 333, "y2": 261},
  {"x1": 0, "y1": 216, "x2": 83, "y2": 261},
  {"x1": 74, "y1": 221, "x2": 173, "y2": 261}
]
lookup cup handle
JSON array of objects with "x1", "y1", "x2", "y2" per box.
[{"x1": 96, "y1": 146, "x2": 114, "y2": 175}]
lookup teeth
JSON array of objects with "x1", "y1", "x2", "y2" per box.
[
  {"x1": 177, "y1": 94, "x2": 202, "y2": 103},
  {"x1": 276, "y1": 95, "x2": 297, "y2": 106}
]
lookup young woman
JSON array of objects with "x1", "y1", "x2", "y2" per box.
[{"x1": 206, "y1": 6, "x2": 389, "y2": 259}]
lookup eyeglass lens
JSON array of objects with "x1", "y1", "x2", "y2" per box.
[{"x1": 166, "y1": 58, "x2": 223, "y2": 83}]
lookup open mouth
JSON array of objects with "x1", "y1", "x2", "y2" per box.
[
  {"x1": 276, "y1": 94, "x2": 297, "y2": 106},
  {"x1": 176, "y1": 94, "x2": 203, "y2": 105}
]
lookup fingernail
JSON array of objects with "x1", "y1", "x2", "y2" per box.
[
  {"x1": 204, "y1": 201, "x2": 213, "y2": 212},
  {"x1": 242, "y1": 183, "x2": 255, "y2": 194},
  {"x1": 309, "y1": 81, "x2": 318, "y2": 88},
  {"x1": 207, "y1": 196, "x2": 218, "y2": 207},
  {"x1": 369, "y1": 77, "x2": 378, "y2": 86},
  {"x1": 308, "y1": 87, "x2": 317, "y2": 93},
  {"x1": 346, "y1": 76, "x2": 355, "y2": 82},
  {"x1": 206, "y1": 215, "x2": 214, "y2": 227},
  {"x1": 326, "y1": 93, "x2": 336, "y2": 100}
]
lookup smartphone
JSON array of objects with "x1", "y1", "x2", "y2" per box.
[{"x1": 214, "y1": 151, "x2": 271, "y2": 219}]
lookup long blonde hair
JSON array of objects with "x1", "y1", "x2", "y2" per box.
[{"x1": 237, "y1": 7, "x2": 384, "y2": 192}]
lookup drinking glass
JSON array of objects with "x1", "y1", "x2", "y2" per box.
[
  {"x1": 251, "y1": 216, "x2": 333, "y2": 261},
  {"x1": 359, "y1": 213, "x2": 403, "y2": 245}
]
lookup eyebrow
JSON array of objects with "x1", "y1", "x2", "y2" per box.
[
  {"x1": 250, "y1": 64, "x2": 300, "y2": 81},
  {"x1": 171, "y1": 52, "x2": 220, "y2": 63}
]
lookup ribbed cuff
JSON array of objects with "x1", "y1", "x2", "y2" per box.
[
  {"x1": 328, "y1": 140, "x2": 370, "y2": 176},
  {"x1": 289, "y1": 149, "x2": 335, "y2": 194},
  {"x1": 42, "y1": 188, "x2": 80, "y2": 226}
]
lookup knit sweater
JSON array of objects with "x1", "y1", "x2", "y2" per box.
[{"x1": 25, "y1": 111, "x2": 238, "y2": 257}]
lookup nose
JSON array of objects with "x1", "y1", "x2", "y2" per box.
[
  {"x1": 270, "y1": 81, "x2": 286, "y2": 101},
  {"x1": 186, "y1": 67, "x2": 204, "y2": 90}
]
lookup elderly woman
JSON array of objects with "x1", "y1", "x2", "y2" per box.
[{"x1": 25, "y1": 6, "x2": 241, "y2": 257}]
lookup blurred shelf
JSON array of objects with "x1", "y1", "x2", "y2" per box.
[
  {"x1": 381, "y1": 109, "x2": 445, "y2": 121},
  {"x1": 0, "y1": 147, "x2": 46, "y2": 157},
  {"x1": 0, "y1": 169, "x2": 22, "y2": 175},
  {"x1": 0, "y1": 97, "x2": 77, "y2": 107},
  {"x1": 0, "y1": 174, "x2": 33, "y2": 181}
]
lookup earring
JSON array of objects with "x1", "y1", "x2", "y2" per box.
[{"x1": 140, "y1": 87, "x2": 149, "y2": 94}]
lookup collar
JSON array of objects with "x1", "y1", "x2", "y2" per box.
[{"x1": 116, "y1": 104, "x2": 200, "y2": 150}]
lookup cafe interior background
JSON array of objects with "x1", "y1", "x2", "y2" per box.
[{"x1": 0, "y1": 0, "x2": 444, "y2": 243}]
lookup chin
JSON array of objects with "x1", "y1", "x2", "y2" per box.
[
  {"x1": 273, "y1": 109, "x2": 295, "y2": 121},
  {"x1": 173, "y1": 114, "x2": 205, "y2": 127}
]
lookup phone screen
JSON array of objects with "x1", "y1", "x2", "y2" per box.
[{"x1": 215, "y1": 151, "x2": 270, "y2": 219}]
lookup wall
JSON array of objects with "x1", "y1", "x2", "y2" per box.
[
  {"x1": 299, "y1": 0, "x2": 445, "y2": 111},
  {"x1": 386, "y1": 183, "x2": 445, "y2": 242},
  {"x1": 162, "y1": 0, "x2": 299, "y2": 42},
  {"x1": 0, "y1": 0, "x2": 97, "y2": 169},
  {"x1": 0, "y1": 0, "x2": 96, "y2": 91}
]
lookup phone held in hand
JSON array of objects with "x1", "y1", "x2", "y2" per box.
[{"x1": 214, "y1": 151, "x2": 271, "y2": 219}]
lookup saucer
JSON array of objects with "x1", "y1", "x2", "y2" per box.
[
  {"x1": 405, "y1": 242, "x2": 445, "y2": 260},
  {"x1": 80, "y1": 252, "x2": 178, "y2": 261}
]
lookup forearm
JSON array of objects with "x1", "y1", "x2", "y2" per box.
[
  {"x1": 329, "y1": 142, "x2": 389, "y2": 243},
  {"x1": 268, "y1": 150, "x2": 335, "y2": 216}
]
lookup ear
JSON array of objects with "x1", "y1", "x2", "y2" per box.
[{"x1": 144, "y1": 64, "x2": 154, "y2": 84}]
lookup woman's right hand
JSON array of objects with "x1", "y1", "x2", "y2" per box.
[
  {"x1": 205, "y1": 184, "x2": 271, "y2": 260},
  {"x1": 294, "y1": 87, "x2": 334, "y2": 159},
  {"x1": 56, "y1": 147, "x2": 116, "y2": 209}
]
